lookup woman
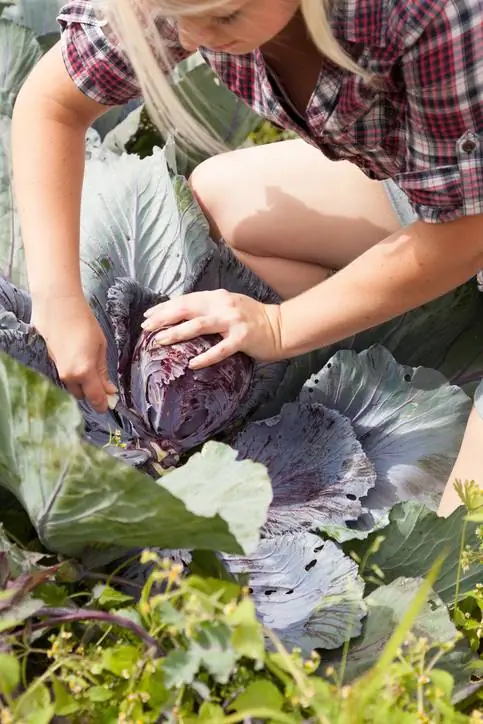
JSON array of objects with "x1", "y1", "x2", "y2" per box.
[{"x1": 11, "y1": 0, "x2": 483, "y2": 513}]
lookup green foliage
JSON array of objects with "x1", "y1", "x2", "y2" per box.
[{"x1": 0, "y1": 545, "x2": 480, "y2": 724}]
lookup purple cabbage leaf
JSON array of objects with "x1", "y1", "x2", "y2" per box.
[
  {"x1": 223, "y1": 532, "x2": 365, "y2": 655},
  {"x1": 233, "y1": 402, "x2": 375, "y2": 534},
  {"x1": 299, "y1": 345, "x2": 471, "y2": 529}
]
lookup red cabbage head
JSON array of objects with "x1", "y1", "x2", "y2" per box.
[{"x1": 130, "y1": 329, "x2": 254, "y2": 450}]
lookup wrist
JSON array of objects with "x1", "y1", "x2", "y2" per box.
[
  {"x1": 30, "y1": 284, "x2": 84, "y2": 303},
  {"x1": 277, "y1": 298, "x2": 324, "y2": 359}
]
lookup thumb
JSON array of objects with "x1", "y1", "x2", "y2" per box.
[{"x1": 98, "y1": 352, "x2": 117, "y2": 395}]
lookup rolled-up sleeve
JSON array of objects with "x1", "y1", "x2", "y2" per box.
[
  {"x1": 57, "y1": 1, "x2": 188, "y2": 107},
  {"x1": 393, "y1": 0, "x2": 483, "y2": 223}
]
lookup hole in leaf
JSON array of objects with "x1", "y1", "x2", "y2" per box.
[
  {"x1": 314, "y1": 378, "x2": 319, "y2": 384},
  {"x1": 285, "y1": 589, "x2": 294, "y2": 595},
  {"x1": 305, "y1": 559, "x2": 317, "y2": 572},
  {"x1": 313, "y1": 545, "x2": 324, "y2": 553},
  {"x1": 248, "y1": 587, "x2": 253, "y2": 594},
  {"x1": 346, "y1": 494, "x2": 357, "y2": 501},
  {"x1": 327, "y1": 363, "x2": 332, "y2": 368},
  {"x1": 404, "y1": 373, "x2": 412, "y2": 382},
  {"x1": 264, "y1": 589, "x2": 277, "y2": 596}
]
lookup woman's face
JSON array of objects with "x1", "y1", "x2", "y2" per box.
[{"x1": 175, "y1": 0, "x2": 300, "y2": 53}]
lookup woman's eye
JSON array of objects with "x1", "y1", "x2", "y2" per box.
[{"x1": 214, "y1": 10, "x2": 241, "y2": 25}]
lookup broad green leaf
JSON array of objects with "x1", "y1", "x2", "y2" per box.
[
  {"x1": 3, "y1": 0, "x2": 61, "y2": 42},
  {"x1": 231, "y1": 680, "x2": 283, "y2": 713},
  {"x1": 163, "y1": 647, "x2": 201, "y2": 688},
  {"x1": 52, "y1": 679, "x2": 80, "y2": 717},
  {"x1": 14, "y1": 684, "x2": 55, "y2": 724},
  {"x1": 168, "y1": 52, "x2": 262, "y2": 172},
  {"x1": 231, "y1": 620, "x2": 265, "y2": 662},
  {"x1": 191, "y1": 621, "x2": 237, "y2": 683},
  {"x1": 0, "y1": 652, "x2": 20, "y2": 695},
  {"x1": 87, "y1": 686, "x2": 114, "y2": 703},
  {"x1": 348, "y1": 501, "x2": 480, "y2": 604},
  {"x1": 0, "y1": 524, "x2": 44, "y2": 577},
  {"x1": 101, "y1": 645, "x2": 140, "y2": 677},
  {"x1": 0, "y1": 19, "x2": 42, "y2": 117},
  {"x1": 300, "y1": 346, "x2": 470, "y2": 522},
  {"x1": 0, "y1": 352, "x2": 271, "y2": 557},
  {"x1": 103, "y1": 52, "x2": 261, "y2": 174},
  {"x1": 156, "y1": 600, "x2": 186, "y2": 629},
  {"x1": 0, "y1": 116, "x2": 27, "y2": 287},
  {"x1": 92, "y1": 584, "x2": 133, "y2": 608},
  {"x1": 198, "y1": 703, "x2": 225, "y2": 722},
  {"x1": 226, "y1": 599, "x2": 265, "y2": 662},
  {"x1": 328, "y1": 577, "x2": 473, "y2": 684},
  {"x1": 225, "y1": 532, "x2": 365, "y2": 655}
]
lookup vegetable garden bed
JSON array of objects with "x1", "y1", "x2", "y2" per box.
[{"x1": 0, "y1": 2, "x2": 481, "y2": 721}]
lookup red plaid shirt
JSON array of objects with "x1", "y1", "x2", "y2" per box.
[{"x1": 58, "y1": 0, "x2": 483, "y2": 224}]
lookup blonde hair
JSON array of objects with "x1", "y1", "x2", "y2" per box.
[{"x1": 100, "y1": 0, "x2": 366, "y2": 154}]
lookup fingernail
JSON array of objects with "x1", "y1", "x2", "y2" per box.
[
  {"x1": 143, "y1": 308, "x2": 153, "y2": 317},
  {"x1": 141, "y1": 320, "x2": 151, "y2": 329}
]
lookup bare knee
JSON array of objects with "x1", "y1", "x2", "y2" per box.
[{"x1": 188, "y1": 154, "x2": 236, "y2": 243}]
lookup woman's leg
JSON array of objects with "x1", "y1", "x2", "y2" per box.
[
  {"x1": 438, "y1": 406, "x2": 483, "y2": 516},
  {"x1": 189, "y1": 139, "x2": 401, "y2": 299}
]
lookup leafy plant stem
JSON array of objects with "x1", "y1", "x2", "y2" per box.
[
  {"x1": 357, "y1": 553, "x2": 446, "y2": 710},
  {"x1": 454, "y1": 511, "x2": 469, "y2": 612},
  {"x1": 30, "y1": 607, "x2": 164, "y2": 655},
  {"x1": 82, "y1": 570, "x2": 143, "y2": 591}
]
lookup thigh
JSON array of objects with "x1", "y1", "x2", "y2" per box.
[{"x1": 189, "y1": 139, "x2": 401, "y2": 269}]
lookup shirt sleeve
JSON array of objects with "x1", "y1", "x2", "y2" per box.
[
  {"x1": 57, "y1": 1, "x2": 188, "y2": 107},
  {"x1": 392, "y1": 0, "x2": 483, "y2": 223}
]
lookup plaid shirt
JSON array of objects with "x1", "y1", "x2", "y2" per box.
[{"x1": 58, "y1": 0, "x2": 483, "y2": 224}]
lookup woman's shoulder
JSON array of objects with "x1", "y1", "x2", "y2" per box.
[
  {"x1": 332, "y1": 0, "x2": 479, "y2": 55},
  {"x1": 57, "y1": 0, "x2": 99, "y2": 26}
]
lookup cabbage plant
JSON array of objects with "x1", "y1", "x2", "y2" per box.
[{"x1": 0, "y1": 8, "x2": 480, "y2": 656}]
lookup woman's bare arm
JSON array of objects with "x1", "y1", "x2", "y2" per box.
[{"x1": 11, "y1": 42, "x2": 117, "y2": 410}]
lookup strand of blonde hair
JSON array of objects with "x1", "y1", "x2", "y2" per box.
[{"x1": 100, "y1": 0, "x2": 368, "y2": 155}]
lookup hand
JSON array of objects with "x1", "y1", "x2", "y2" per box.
[
  {"x1": 31, "y1": 295, "x2": 117, "y2": 412},
  {"x1": 141, "y1": 290, "x2": 283, "y2": 368}
]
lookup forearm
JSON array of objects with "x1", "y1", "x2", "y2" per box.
[
  {"x1": 279, "y1": 214, "x2": 483, "y2": 356},
  {"x1": 11, "y1": 44, "x2": 106, "y2": 301},
  {"x1": 12, "y1": 98, "x2": 85, "y2": 298},
  {"x1": 438, "y1": 406, "x2": 483, "y2": 517}
]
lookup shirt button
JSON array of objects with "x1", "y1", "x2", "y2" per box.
[{"x1": 461, "y1": 138, "x2": 477, "y2": 153}]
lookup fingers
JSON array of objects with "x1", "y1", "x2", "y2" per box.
[
  {"x1": 142, "y1": 296, "x2": 194, "y2": 330},
  {"x1": 60, "y1": 354, "x2": 116, "y2": 414},
  {"x1": 82, "y1": 375, "x2": 110, "y2": 413},
  {"x1": 189, "y1": 338, "x2": 238, "y2": 369},
  {"x1": 142, "y1": 291, "x2": 231, "y2": 331},
  {"x1": 153, "y1": 317, "x2": 219, "y2": 346}
]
